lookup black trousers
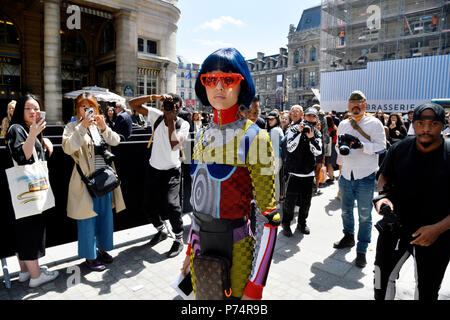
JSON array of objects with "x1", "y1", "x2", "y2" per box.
[
  {"x1": 144, "y1": 165, "x2": 184, "y2": 235},
  {"x1": 374, "y1": 229, "x2": 450, "y2": 300},
  {"x1": 282, "y1": 174, "x2": 314, "y2": 227}
]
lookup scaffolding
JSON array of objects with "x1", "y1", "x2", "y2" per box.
[{"x1": 320, "y1": 0, "x2": 450, "y2": 73}]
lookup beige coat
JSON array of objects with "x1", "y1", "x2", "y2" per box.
[{"x1": 62, "y1": 121, "x2": 126, "y2": 220}]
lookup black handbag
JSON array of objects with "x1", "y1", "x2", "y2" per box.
[{"x1": 76, "y1": 163, "x2": 121, "y2": 198}]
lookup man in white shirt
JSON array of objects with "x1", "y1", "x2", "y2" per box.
[
  {"x1": 129, "y1": 93, "x2": 190, "y2": 258},
  {"x1": 333, "y1": 90, "x2": 386, "y2": 268}
]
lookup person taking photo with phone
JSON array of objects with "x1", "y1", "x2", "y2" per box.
[{"x1": 62, "y1": 92, "x2": 125, "y2": 272}]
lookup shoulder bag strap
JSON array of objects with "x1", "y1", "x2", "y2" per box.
[
  {"x1": 349, "y1": 118, "x2": 371, "y2": 141},
  {"x1": 75, "y1": 162, "x2": 90, "y2": 184},
  {"x1": 147, "y1": 115, "x2": 164, "y2": 149}
]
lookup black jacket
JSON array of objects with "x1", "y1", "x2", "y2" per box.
[{"x1": 284, "y1": 121, "x2": 322, "y2": 175}]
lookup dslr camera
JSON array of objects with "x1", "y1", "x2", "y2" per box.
[
  {"x1": 163, "y1": 99, "x2": 176, "y2": 112},
  {"x1": 95, "y1": 142, "x2": 116, "y2": 164},
  {"x1": 375, "y1": 204, "x2": 401, "y2": 234},
  {"x1": 338, "y1": 134, "x2": 363, "y2": 155}
]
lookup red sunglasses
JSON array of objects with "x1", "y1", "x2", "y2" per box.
[{"x1": 200, "y1": 73, "x2": 244, "y2": 88}]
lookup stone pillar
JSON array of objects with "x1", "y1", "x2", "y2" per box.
[
  {"x1": 115, "y1": 9, "x2": 137, "y2": 97},
  {"x1": 43, "y1": 0, "x2": 62, "y2": 124}
]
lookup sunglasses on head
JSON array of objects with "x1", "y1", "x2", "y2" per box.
[{"x1": 200, "y1": 73, "x2": 244, "y2": 88}]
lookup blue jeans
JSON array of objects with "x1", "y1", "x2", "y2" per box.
[
  {"x1": 77, "y1": 192, "x2": 114, "y2": 260},
  {"x1": 339, "y1": 173, "x2": 376, "y2": 254}
]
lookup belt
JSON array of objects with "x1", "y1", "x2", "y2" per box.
[{"x1": 193, "y1": 212, "x2": 247, "y2": 233}]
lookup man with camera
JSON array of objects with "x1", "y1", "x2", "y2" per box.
[
  {"x1": 333, "y1": 91, "x2": 386, "y2": 268},
  {"x1": 373, "y1": 103, "x2": 450, "y2": 300},
  {"x1": 128, "y1": 93, "x2": 190, "y2": 258},
  {"x1": 281, "y1": 107, "x2": 322, "y2": 237}
]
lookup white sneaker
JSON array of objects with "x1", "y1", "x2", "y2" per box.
[
  {"x1": 29, "y1": 268, "x2": 59, "y2": 288},
  {"x1": 18, "y1": 272, "x2": 30, "y2": 283}
]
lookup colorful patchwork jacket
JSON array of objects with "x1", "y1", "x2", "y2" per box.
[{"x1": 186, "y1": 104, "x2": 279, "y2": 300}]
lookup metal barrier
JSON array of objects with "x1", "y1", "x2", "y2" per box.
[{"x1": 0, "y1": 134, "x2": 194, "y2": 287}]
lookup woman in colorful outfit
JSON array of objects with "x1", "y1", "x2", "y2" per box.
[{"x1": 180, "y1": 48, "x2": 280, "y2": 300}]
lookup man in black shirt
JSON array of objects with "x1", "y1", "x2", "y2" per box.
[
  {"x1": 281, "y1": 107, "x2": 322, "y2": 237},
  {"x1": 374, "y1": 103, "x2": 450, "y2": 300}
]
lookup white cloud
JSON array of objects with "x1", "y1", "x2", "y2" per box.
[{"x1": 195, "y1": 16, "x2": 245, "y2": 31}]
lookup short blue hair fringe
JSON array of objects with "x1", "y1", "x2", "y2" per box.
[{"x1": 195, "y1": 48, "x2": 255, "y2": 109}]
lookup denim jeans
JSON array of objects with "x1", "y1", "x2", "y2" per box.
[{"x1": 339, "y1": 172, "x2": 376, "y2": 254}]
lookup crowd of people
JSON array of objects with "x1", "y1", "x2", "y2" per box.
[{"x1": 1, "y1": 47, "x2": 449, "y2": 301}]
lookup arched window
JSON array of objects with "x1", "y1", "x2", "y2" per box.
[
  {"x1": 61, "y1": 31, "x2": 87, "y2": 56},
  {"x1": 98, "y1": 22, "x2": 115, "y2": 56},
  {"x1": 0, "y1": 16, "x2": 19, "y2": 45}
]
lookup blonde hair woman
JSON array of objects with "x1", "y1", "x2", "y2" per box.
[
  {"x1": 62, "y1": 92, "x2": 125, "y2": 271},
  {"x1": 1, "y1": 100, "x2": 16, "y2": 138}
]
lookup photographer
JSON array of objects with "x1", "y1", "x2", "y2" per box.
[
  {"x1": 374, "y1": 103, "x2": 450, "y2": 300},
  {"x1": 62, "y1": 92, "x2": 125, "y2": 271},
  {"x1": 333, "y1": 91, "x2": 386, "y2": 268},
  {"x1": 281, "y1": 107, "x2": 322, "y2": 237},
  {"x1": 128, "y1": 93, "x2": 190, "y2": 258}
]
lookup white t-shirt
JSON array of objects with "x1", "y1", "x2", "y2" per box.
[
  {"x1": 337, "y1": 116, "x2": 386, "y2": 180},
  {"x1": 147, "y1": 107, "x2": 190, "y2": 170}
]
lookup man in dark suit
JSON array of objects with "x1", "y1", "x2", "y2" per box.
[{"x1": 113, "y1": 102, "x2": 133, "y2": 140}]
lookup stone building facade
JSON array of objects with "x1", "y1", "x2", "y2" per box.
[
  {"x1": 0, "y1": 0, "x2": 180, "y2": 123},
  {"x1": 246, "y1": 5, "x2": 321, "y2": 112}
]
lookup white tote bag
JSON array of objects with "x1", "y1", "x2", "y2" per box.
[{"x1": 5, "y1": 146, "x2": 55, "y2": 220}]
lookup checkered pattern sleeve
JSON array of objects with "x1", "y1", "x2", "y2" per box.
[{"x1": 244, "y1": 129, "x2": 279, "y2": 299}]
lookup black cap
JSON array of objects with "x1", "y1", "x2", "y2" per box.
[
  {"x1": 412, "y1": 103, "x2": 445, "y2": 124},
  {"x1": 267, "y1": 110, "x2": 279, "y2": 119}
]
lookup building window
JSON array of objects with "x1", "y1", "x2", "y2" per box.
[
  {"x1": 266, "y1": 77, "x2": 271, "y2": 90},
  {"x1": 98, "y1": 22, "x2": 115, "y2": 56},
  {"x1": 295, "y1": 51, "x2": 299, "y2": 64},
  {"x1": 181, "y1": 80, "x2": 184, "y2": 88},
  {"x1": 138, "y1": 37, "x2": 158, "y2": 55},
  {"x1": 137, "y1": 71, "x2": 158, "y2": 107},
  {"x1": 292, "y1": 73, "x2": 298, "y2": 89},
  {"x1": 310, "y1": 47, "x2": 316, "y2": 62},
  {"x1": 309, "y1": 71, "x2": 316, "y2": 86}
]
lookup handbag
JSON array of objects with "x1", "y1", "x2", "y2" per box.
[
  {"x1": 5, "y1": 147, "x2": 55, "y2": 220},
  {"x1": 76, "y1": 163, "x2": 120, "y2": 198},
  {"x1": 193, "y1": 255, "x2": 232, "y2": 300}
]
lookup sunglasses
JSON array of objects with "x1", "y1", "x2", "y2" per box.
[{"x1": 200, "y1": 73, "x2": 244, "y2": 88}]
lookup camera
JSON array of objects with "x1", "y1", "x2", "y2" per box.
[
  {"x1": 163, "y1": 99, "x2": 175, "y2": 112},
  {"x1": 95, "y1": 142, "x2": 116, "y2": 164},
  {"x1": 338, "y1": 134, "x2": 363, "y2": 155},
  {"x1": 375, "y1": 204, "x2": 401, "y2": 234},
  {"x1": 303, "y1": 124, "x2": 311, "y2": 135}
]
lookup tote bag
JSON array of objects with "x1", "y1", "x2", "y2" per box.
[{"x1": 5, "y1": 147, "x2": 55, "y2": 220}]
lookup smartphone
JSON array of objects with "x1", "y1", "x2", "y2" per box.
[
  {"x1": 36, "y1": 111, "x2": 46, "y2": 123},
  {"x1": 84, "y1": 107, "x2": 94, "y2": 120}
]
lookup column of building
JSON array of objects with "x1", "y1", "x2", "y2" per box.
[
  {"x1": 43, "y1": 0, "x2": 62, "y2": 124},
  {"x1": 115, "y1": 9, "x2": 137, "y2": 98}
]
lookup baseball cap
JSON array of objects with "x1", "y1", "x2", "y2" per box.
[
  {"x1": 304, "y1": 107, "x2": 318, "y2": 117},
  {"x1": 412, "y1": 103, "x2": 446, "y2": 124},
  {"x1": 348, "y1": 90, "x2": 367, "y2": 101},
  {"x1": 267, "y1": 110, "x2": 279, "y2": 119}
]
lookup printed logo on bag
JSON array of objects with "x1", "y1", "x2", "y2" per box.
[{"x1": 15, "y1": 174, "x2": 49, "y2": 204}]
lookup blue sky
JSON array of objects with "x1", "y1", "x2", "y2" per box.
[{"x1": 176, "y1": 0, "x2": 321, "y2": 65}]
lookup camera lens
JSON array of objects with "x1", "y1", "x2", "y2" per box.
[
  {"x1": 163, "y1": 100, "x2": 175, "y2": 111},
  {"x1": 339, "y1": 145, "x2": 350, "y2": 155}
]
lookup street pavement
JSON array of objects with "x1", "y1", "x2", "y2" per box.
[{"x1": 1, "y1": 177, "x2": 449, "y2": 301}]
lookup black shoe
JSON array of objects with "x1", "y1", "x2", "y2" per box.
[
  {"x1": 167, "y1": 241, "x2": 183, "y2": 258},
  {"x1": 148, "y1": 231, "x2": 168, "y2": 247},
  {"x1": 355, "y1": 252, "x2": 367, "y2": 268},
  {"x1": 282, "y1": 224, "x2": 293, "y2": 237},
  {"x1": 333, "y1": 232, "x2": 355, "y2": 249},
  {"x1": 297, "y1": 224, "x2": 310, "y2": 235}
]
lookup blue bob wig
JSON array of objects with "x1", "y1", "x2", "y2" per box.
[{"x1": 195, "y1": 48, "x2": 255, "y2": 109}]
